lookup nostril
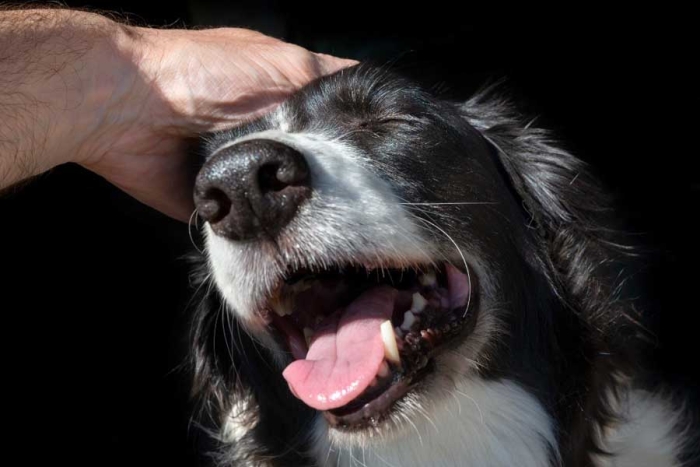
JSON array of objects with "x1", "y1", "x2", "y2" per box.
[
  {"x1": 198, "y1": 188, "x2": 232, "y2": 224},
  {"x1": 258, "y1": 162, "x2": 289, "y2": 193},
  {"x1": 194, "y1": 139, "x2": 312, "y2": 241},
  {"x1": 258, "y1": 159, "x2": 310, "y2": 194}
]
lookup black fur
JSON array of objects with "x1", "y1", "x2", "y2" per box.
[
  {"x1": 189, "y1": 267, "x2": 316, "y2": 466},
  {"x1": 188, "y1": 64, "x2": 693, "y2": 466}
]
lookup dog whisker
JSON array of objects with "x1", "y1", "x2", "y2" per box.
[
  {"x1": 452, "y1": 389, "x2": 486, "y2": 425},
  {"x1": 399, "y1": 412, "x2": 423, "y2": 447},
  {"x1": 399, "y1": 201, "x2": 498, "y2": 206},
  {"x1": 412, "y1": 216, "x2": 472, "y2": 318},
  {"x1": 445, "y1": 349, "x2": 486, "y2": 371},
  {"x1": 373, "y1": 452, "x2": 399, "y2": 467},
  {"x1": 414, "y1": 404, "x2": 439, "y2": 435},
  {"x1": 188, "y1": 208, "x2": 204, "y2": 254}
]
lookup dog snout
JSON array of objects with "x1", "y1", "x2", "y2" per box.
[{"x1": 194, "y1": 139, "x2": 312, "y2": 241}]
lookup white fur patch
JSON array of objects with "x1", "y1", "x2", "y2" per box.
[
  {"x1": 205, "y1": 130, "x2": 437, "y2": 332},
  {"x1": 311, "y1": 378, "x2": 557, "y2": 467},
  {"x1": 594, "y1": 390, "x2": 688, "y2": 467},
  {"x1": 270, "y1": 106, "x2": 291, "y2": 133},
  {"x1": 222, "y1": 393, "x2": 258, "y2": 444}
]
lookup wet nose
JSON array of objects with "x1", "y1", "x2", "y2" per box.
[{"x1": 194, "y1": 140, "x2": 312, "y2": 241}]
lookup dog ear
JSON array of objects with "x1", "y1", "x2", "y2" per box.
[
  {"x1": 459, "y1": 91, "x2": 639, "y2": 329},
  {"x1": 461, "y1": 92, "x2": 608, "y2": 240},
  {"x1": 460, "y1": 90, "x2": 650, "y2": 464}
]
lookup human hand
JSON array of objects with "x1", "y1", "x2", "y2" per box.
[
  {"x1": 0, "y1": 9, "x2": 355, "y2": 221},
  {"x1": 78, "y1": 25, "x2": 356, "y2": 221}
]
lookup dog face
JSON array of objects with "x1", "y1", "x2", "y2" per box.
[{"x1": 191, "y1": 65, "x2": 636, "y2": 466}]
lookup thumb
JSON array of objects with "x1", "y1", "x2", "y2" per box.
[{"x1": 313, "y1": 53, "x2": 359, "y2": 75}]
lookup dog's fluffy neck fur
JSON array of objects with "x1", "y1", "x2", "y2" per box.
[{"x1": 312, "y1": 382, "x2": 686, "y2": 467}]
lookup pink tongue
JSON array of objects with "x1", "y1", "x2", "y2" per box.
[{"x1": 282, "y1": 286, "x2": 397, "y2": 410}]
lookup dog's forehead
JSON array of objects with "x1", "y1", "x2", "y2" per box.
[
  {"x1": 203, "y1": 64, "x2": 492, "y2": 171},
  {"x1": 205, "y1": 67, "x2": 432, "y2": 146},
  {"x1": 289, "y1": 66, "x2": 432, "y2": 118}
]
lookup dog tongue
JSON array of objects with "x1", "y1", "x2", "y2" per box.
[{"x1": 282, "y1": 286, "x2": 397, "y2": 410}]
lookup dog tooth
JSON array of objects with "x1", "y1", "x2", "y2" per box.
[
  {"x1": 380, "y1": 320, "x2": 401, "y2": 365},
  {"x1": 377, "y1": 360, "x2": 390, "y2": 378},
  {"x1": 420, "y1": 329, "x2": 437, "y2": 347},
  {"x1": 394, "y1": 326, "x2": 404, "y2": 338},
  {"x1": 303, "y1": 327, "x2": 313, "y2": 346},
  {"x1": 410, "y1": 292, "x2": 428, "y2": 313},
  {"x1": 419, "y1": 271, "x2": 437, "y2": 287},
  {"x1": 270, "y1": 295, "x2": 293, "y2": 317},
  {"x1": 270, "y1": 297, "x2": 283, "y2": 316},
  {"x1": 400, "y1": 311, "x2": 417, "y2": 331},
  {"x1": 369, "y1": 377, "x2": 379, "y2": 387}
]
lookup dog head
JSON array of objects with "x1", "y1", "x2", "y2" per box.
[{"x1": 190, "y1": 64, "x2": 636, "y2": 466}]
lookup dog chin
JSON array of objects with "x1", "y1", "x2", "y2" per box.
[{"x1": 312, "y1": 308, "x2": 499, "y2": 441}]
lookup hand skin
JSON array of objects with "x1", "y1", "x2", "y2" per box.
[{"x1": 0, "y1": 8, "x2": 355, "y2": 221}]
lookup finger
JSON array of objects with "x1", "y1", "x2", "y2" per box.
[{"x1": 313, "y1": 53, "x2": 359, "y2": 75}]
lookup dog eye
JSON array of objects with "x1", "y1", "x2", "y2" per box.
[
  {"x1": 377, "y1": 118, "x2": 411, "y2": 125},
  {"x1": 358, "y1": 117, "x2": 415, "y2": 129}
]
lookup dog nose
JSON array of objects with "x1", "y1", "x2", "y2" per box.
[{"x1": 194, "y1": 140, "x2": 312, "y2": 241}]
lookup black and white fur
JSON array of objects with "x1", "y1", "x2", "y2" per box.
[{"x1": 189, "y1": 64, "x2": 697, "y2": 466}]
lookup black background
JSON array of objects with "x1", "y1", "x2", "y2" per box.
[{"x1": 1, "y1": 2, "x2": 698, "y2": 465}]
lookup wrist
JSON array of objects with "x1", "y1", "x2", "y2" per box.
[
  {"x1": 56, "y1": 13, "x2": 148, "y2": 167},
  {"x1": 0, "y1": 9, "x2": 145, "y2": 172},
  {"x1": 124, "y1": 27, "x2": 313, "y2": 133},
  {"x1": 74, "y1": 23, "x2": 207, "y2": 169}
]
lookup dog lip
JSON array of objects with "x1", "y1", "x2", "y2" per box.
[
  {"x1": 321, "y1": 298, "x2": 478, "y2": 430},
  {"x1": 323, "y1": 374, "x2": 415, "y2": 428},
  {"x1": 264, "y1": 262, "x2": 479, "y2": 428}
]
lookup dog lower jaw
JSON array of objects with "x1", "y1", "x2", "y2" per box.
[
  {"x1": 321, "y1": 298, "x2": 480, "y2": 431},
  {"x1": 263, "y1": 262, "x2": 479, "y2": 430}
]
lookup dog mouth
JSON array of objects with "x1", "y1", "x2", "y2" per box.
[{"x1": 265, "y1": 261, "x2": 477, "y2": 430}]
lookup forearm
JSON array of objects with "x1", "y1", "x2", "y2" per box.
[
  {"x1": 0, "y1": 8, "x2": 354, "y2": 220},
  {"x1": 0, "y1": 8, "x2": 138, "y2": 189}
]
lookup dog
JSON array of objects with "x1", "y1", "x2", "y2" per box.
[{"x1": 188, "y1": 64, "x2": 697, "y2": 466}]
